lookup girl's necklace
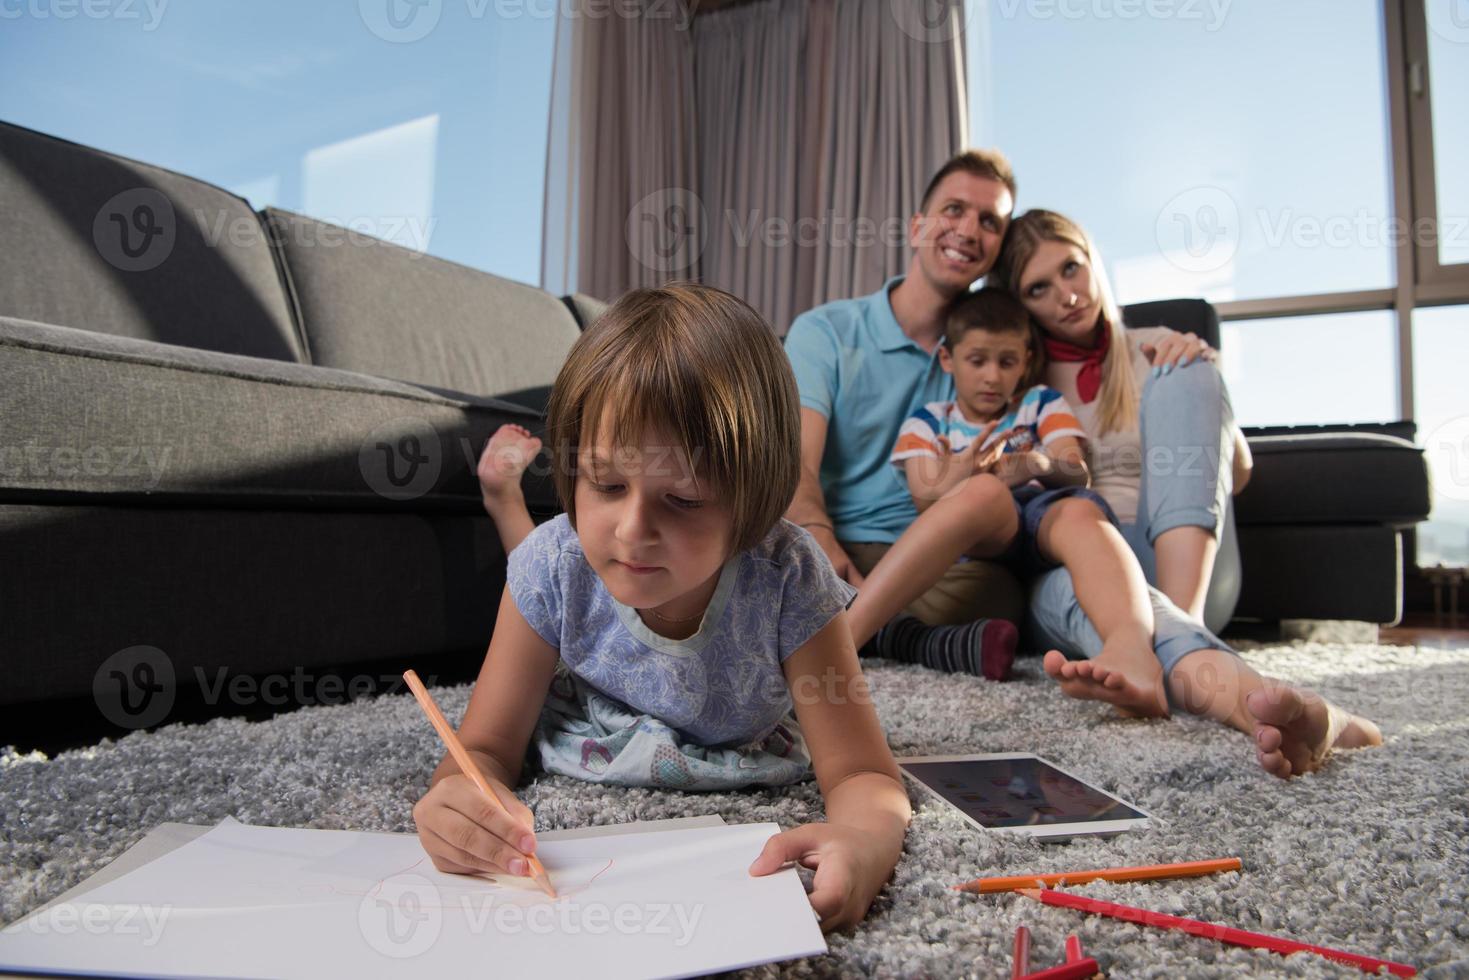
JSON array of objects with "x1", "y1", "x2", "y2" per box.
[{"x1": 644, "y1": 605, "x2": 705, "y2": 625}]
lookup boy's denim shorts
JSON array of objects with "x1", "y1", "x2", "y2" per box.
[{"x1": 1001, "y1": 484, "x2": 1119, "y2": 577}]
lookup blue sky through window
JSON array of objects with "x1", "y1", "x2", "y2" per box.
[
  {"x1": 0, "y1": 0, "x2": 556, "y2": 284},
  {"x1": 966, "y1": 0, "x2": 1402, "y2": 431},
  {"x1": 968, "y1": 0, "x2": 1394, "y2": 307}
]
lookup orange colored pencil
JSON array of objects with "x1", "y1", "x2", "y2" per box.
[
  {"x1": 402, "y1": 669, "x2": 557, "y2": 898},
  {"x1": 955, "y1": 857, "x2": 1242, "y2": 894}
]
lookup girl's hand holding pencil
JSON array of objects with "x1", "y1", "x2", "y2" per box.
[
  {"x1": 404, "y1": 669, "x2": 555, "y2": 896},
  {"x1": 413, "y1": 768, "x2": 542, "y2": 881}
]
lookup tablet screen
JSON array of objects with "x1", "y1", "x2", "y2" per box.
[{"x1": 900, "y1": 757, "x2": 1145, "y2": 828}]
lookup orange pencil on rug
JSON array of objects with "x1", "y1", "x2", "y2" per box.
[
  {"x1": 956, "y1": 857, "x2": 1242, "y2": 894},
  {"x1": 402, "y1": 669, "x2": 557, "y2": 898}
]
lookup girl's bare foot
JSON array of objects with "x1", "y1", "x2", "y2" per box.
[
  {"x1": 1245, "y1": 684, "x2": 1382, "y2": 779},
  {"x1": 1042, "y1": 649, "x2": 1168, "y2": 718},
  {"x1": 477, "y1": 424, "x2": 541, "y2": 513}
]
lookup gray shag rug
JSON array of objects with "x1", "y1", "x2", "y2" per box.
[{"x1": 4, "y1": 640, "x2": 1468, "y2": 978}]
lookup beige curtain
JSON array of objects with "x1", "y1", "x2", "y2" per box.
[
  {"x1": 692, "y1": 0, "x2": 814, "y2": 333},
  {"x1": 540, "y1": 0, "x2": 701, "y2": 300},
  {"x1": 809, "y1": 0, "x2": 970, "y2": 318},
  {"x1": 543, "y1": 0, "x2": 969, "y2": 335}
]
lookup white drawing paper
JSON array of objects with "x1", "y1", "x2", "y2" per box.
[{"x1": 0, "y1": 818, "x2": 825, "y2": 980}]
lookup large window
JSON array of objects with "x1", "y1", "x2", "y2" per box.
[
  {"x1": 1219, "y1": 311, "x2": 1398, "y2": 428},
  {"x1": 0, "y1": 1, "x2": 556, "y2": 284},
  {"x1": 967, "y1": 0, "x2": 1469, "y2": 569},
  {"x1": 967, "y1": 0, "x2": 1394, "y2": 307},
  {"x1": 1425, "y1": 4, "x2": 1469, "y2": 269},
  {"x1": 1414, "y1": 304, "x2": 1469, "y2": 568}
]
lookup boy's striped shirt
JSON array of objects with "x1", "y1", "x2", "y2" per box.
[{"x1": 891, "y1": 384, "x2": 1086, "y2": 465}]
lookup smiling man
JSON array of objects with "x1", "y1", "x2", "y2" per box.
[{"x1": 783, "y1": 149, "x2": 1025, "y2": 678}]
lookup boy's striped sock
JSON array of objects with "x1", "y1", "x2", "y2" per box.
[{"x1": 863, "y1": 613, "x2": 1017, "y2": 681}]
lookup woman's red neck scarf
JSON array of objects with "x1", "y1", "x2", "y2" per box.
[{"x1": 1044, "y1": 325, "x2": 1110, "y2": 404}]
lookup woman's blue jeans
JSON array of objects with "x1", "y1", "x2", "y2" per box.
[{"x1": 1026, "y1": 360, "x2": 1241, "y2": 683}]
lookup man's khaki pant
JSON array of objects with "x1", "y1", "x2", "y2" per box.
[{"x1": 841, "y1": 541, "x2": 1025, "y2": 626}]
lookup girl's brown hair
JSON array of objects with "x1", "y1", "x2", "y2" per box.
[
  {"x1": 944, "y1": 286, "x2": 1047, "y2": 395},
  {"x1": 992, "y1": 209, "x2": 1139, "y2": 435},
  {"x1": 545, "y1": 282, "x2": 800, "y2": 556}
]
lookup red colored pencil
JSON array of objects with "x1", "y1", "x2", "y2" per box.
[
  {"x1": 1011, "y1": 925, "x2": 1032, "y2": 979},
  {"x1": 1064, "y1": 934, "x2": 1083, "y2": 963},
  {"x1": 1014, "y1": 958, "x2": 1100, "y2": 980},
  {"x1": 1018, "y1": 888, "x2": 1416, "y2": 977}
]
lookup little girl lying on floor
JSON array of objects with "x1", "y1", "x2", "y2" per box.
[{"x1": 414, "y1": 283, "x2": 908, "y2": 931}]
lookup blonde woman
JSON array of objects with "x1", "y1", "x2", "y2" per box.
[{"x1": 993, "y1": 210, "x2": 1380, "y2": 778}]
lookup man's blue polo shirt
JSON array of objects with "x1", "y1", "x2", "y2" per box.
[{"x1": 784, "y1": 275, "x2": 954, "y2": 544}]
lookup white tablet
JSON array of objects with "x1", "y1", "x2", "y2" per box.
[{"x1": 897, "y1": 752, "x2": 1152, "y2": 840}]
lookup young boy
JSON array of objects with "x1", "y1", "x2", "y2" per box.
[{"x1": 843, "y1": 289, "x2": 1163, "y2": 699}]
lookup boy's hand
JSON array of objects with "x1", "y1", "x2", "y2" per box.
[
  {"x1": 412, "y1": 772, "x2": 540, "y2": 878},
  {"x1": 748, "y1": 822, "x2": 898, "y2": 933},
  {"x1": 994, "y1": 450, "x2": 1049, "y2": 487},
  {"x1": 967, "y1": 422, "x2": 1016, "y2": 475}
]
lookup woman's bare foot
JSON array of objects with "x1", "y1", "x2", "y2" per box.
[
  {"x1": 477, "y1": 424, "x2": 541, "y2": 514},
  {"x1": 1042, "y1": 649, "x2": 1169, "y2": 718},
  {"x1": 1245, "y1": 684, "x2": 1382, "y2": 779}
]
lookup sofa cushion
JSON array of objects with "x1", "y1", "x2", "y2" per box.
[
  {"x1": 0, "y1": 503, "x2": 512, "y2": 705},
  {"x1": 0, "y1": 315, "x2": 556, "y2": 512},
  {"x1": 563, "y1": 292, "x2": 610, "y2": 330},
  {"x1": 1235, "y1": 431, "x2": 1430, "y2": 526},
  {"x1": 1236, "y1": 524, "x2": 1402, "y2": 624},
  {"x1": 263, "y1": 208, "x2": 581, "y2": 397},
  {"x1": 0, "y1": 121, "x2": 303, "y2": 361}
]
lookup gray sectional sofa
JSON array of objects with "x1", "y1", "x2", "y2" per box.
[
  {"x1": 0, "y1": 119, "x2": 1432, "y2": 746},
  {"x1": 0, "y1": 120, "x2": 603, "y2": 729}
]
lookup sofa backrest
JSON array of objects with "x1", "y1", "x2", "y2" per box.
[
  {"x1": 0, "y1": 121, "x2": 304, "y2": 362},
  {"x1": 1121, "y1": 298, "x2": 1221, "y2": 351},
  {"x1": 263, "y1": 208, "x2": 582, "y2": 398},
  {"x1": 562, "y1": 292, "x2": 609, "y2": 331}
]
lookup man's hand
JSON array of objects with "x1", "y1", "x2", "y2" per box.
[{"x1": 806, "y1": 524, "x2": 866, "y2": 588}]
